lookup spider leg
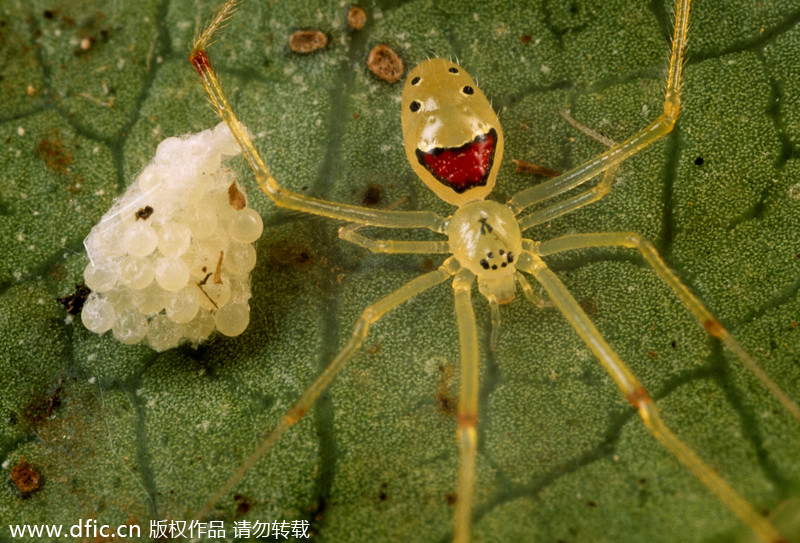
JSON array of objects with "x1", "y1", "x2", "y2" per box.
[
  {"x1": 519, "y1": 112, "x2": 620, "y2": 231},
  {"x1": 506, "y1": 0, "x2": 689, "y2": 215},
  {"x1": 515, "y1": 271, "x2": 553, "y2": 309},
  {"x1": 190, "y1": 1, "x2": 446, "y2": 233},
  {"x1": 452, "y1": 268, "x2": 479, "y2": 543},
  {"x1": 338, "y1": 225, "x2": 449, "y2": 254},
  {"x1": 516, "y1": 250, "x2": 789, "y2": 543},
  {"x1": 192, "y1": 257, "x2": 459, "y2": 523},
  {"x1": 535, "y1": 232, "x2": 800, "y2": 421},
  {"x1": 518, "y1": 165, "x2": 618, "y2": 231}
]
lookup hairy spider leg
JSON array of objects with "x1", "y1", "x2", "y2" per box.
[
  {"x1": 516, "y1": 249, "x2": 790, "y2": 543},
  {"x1": 191, "y1": 258, "x2": 459, "y2": 524},
  {"x1": 535, "y1": 232, "x2": 800, "y2": 421},
  {"x1": 189, "y1": 1, "x2": 447, "y2": 234},
  {"x1": 506, "y1": 0, "x2": 690, "y2": 215}
]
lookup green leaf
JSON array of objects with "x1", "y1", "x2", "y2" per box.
[{"x1": 2, "y1": 1, "x2": 800, "y2": 542}]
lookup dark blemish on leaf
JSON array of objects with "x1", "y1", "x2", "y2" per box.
[
  {"x1": 421, "y1": 259, "x2": 434, "y2": 271},
  {"x1": 694, "y1": 156, "x2": 704, "y2": 166},
  {"x1": 521, "y1": 34, "x2": 532, "y2": 43},
  {"x1": 512, "y1": 159, "x2": 561, "y2": 178},
  {"x1": 58, "y1": 283, "x2": 90, "y2": 315},
  {"x1": 670, "y1": 340, "x2": 677, "y2": 348},
  {"x1": 361, "y1": 183, "x2": 382, "y2": 206},
  {"x1": 435, "y1": 363, "x2": 457, "y2": 417},
  {"x1": 228, "y1": 181, "x2": 247, "y2": 210},
  {"x1": 288, "y1": 30, "x2": 328, "y2": 54},
  {"x1": 647, "y1": 350, "x2": 656, "y2": 358},
  {"x1": 10, "y1": 457, "x2": 40, "y2": 496},
  {"x1": 579, "y1": 298, "x2": 597, "y2": 316},
  {"x1": 586, "y1": 500, "x2": 597, "y2": 507},
  {"x1": 347, "y1": 6, "x2": 366, "y2": 30},
  {"x1": 135, "y1": 205, "x2": 154, "y2": 220},
  {"x1": 378, "y1": 482, "x2": 388, "y2": 501},
  {"x1": 22, "y1": 380, "x2": 63, "y2": 427},
  {"x1": 36, "y1": 129, "x2": 73, "y2": 175},
  {"x1": 43, "y1": 9, "x2": 54, "y2": 19},
  {"x1": 444, "y1": 493, "x2": 457, "y2": 506},
  {"x1": 233, "y1": 494, "x2": 252, "y2": 517},
  {"x1": 267, "y1": 240, "x2": 315, "y2": 272},
  {"x1": 367, "y1": 44, "x2": 403, "y2": 83}
]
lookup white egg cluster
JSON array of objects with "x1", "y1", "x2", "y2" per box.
[{"x1": 81, "y1": 122, "x2": 262, "y2": 351}]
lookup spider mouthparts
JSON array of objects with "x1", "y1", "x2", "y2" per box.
[{"x1": 415, "y1": 129, "x2": 497, "y2": 193}]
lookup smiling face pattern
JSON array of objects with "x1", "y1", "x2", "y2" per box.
[{"x1": 401, "y1": 59, "x2": 504, "y2": 207}]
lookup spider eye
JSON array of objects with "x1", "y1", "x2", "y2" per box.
[
  {"x1": 411, "y1": 76, "x2": 420, "y2": 85},
  {"x1": 448, "y1": 67, "x2": 459, "y2": 74},
  {"x1": 409, "y1": 101, "x2": 421, "y2": 112},
  {"x1": 462, "y1": 85, "x2": 474, "y2": 95}
]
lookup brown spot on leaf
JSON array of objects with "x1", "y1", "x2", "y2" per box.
[
  {"x1": 36, "y1": 129, "x2": 73, "y2": 175},
  {"x1": 579, "y1": 298, "x2": 597, "y2": 316},
  {"x1": 10, "y1": 457, "x2": 40, "y2": 496},
  {"x1": 347, "y1": 6, "x2": 366, "y2": 30},
  {"x1": 289, "y1": 30, "x2": 328, "y2": 54},
  {"x1": 233, "y1": 494, "x2": 252, "y2": 517},
  {"x1": 361, "y1": 183, "x2": 382, "y2": 206},
  {"x1": 512, "y1": 159, "x2": 560, "y2": 178},
  {"x1": 435, "y1": 364, "x2": 457, "y2": 417},
  {"x1": 22, "y1": 379, "x2": 63, "y2": 427},
  {"x1": 367, "y1": 44, "x2": 403, "y2": 83}
]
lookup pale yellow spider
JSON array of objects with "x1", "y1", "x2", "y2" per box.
[{"x1": 188, "y1": 1, "x2": 800, "y2": 541}]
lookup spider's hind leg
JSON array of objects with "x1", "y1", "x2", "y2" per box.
[{"x1": 517, "y1": 250, "x2": 791, "y2": 543}]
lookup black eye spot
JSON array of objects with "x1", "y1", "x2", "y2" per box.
[
  {"x1": 462, "y1": 85, "x2": 474, "y2": 95},
  {"x1": 448, "y1": 67, "x2": 459, "y2": 74},
  {"x1": 409, "y1": 101, "x2": 421, "y2": 112},
  {"x1": 411, "y1": 76, "x2": 420, "y2": 85}
]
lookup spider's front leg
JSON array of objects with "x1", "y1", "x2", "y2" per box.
[
  {"x1": 507, "y1": 0, "x2": 690, "y2": 215},
  {"x1": 190, "y1": 0, "x2": 446, "y2": 233}
]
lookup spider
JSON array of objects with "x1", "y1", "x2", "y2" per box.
[{"x1": 187, "y1": 0, "x2": 800, "y2": 541}]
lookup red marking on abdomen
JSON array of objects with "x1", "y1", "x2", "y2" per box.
[
  {"x1": 190, "y1": 50, "x2": 211, "y2": 75},
  {"x1": 418, "y1": 129, "x2": 496, "y2": 193}
]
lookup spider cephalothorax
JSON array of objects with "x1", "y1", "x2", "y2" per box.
[{"x1": 446, "y1": 200, "x2": 521, "y2": 304}]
